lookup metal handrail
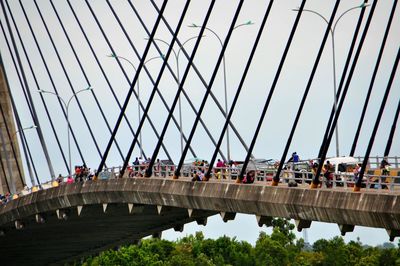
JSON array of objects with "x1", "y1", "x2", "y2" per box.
[{"x1": 5, "y1": 158, "x2": 399, "y2": 204}]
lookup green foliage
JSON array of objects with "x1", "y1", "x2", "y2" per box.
[
  {"x1": 254, "y1": 231, "x2": 289, "y2": 266},
  {"x1": 77, "y1": 220, "x2": 400, "y2": 266}
]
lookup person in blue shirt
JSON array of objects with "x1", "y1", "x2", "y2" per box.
[{"x1": 288, "y1": 152, "x2": 299, "y2": 163}]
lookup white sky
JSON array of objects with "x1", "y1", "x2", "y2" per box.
[{"x1": 1, "y1": 0, "x2": 399, "y2": 245}]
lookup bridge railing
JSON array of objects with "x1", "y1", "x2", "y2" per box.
[
  {"x1": 170, "y1": 165, "x2": 400, "y2": 192},
  {"x1": 353, "y1": 156, "x2": 399, "y2": 169},
  {"x1": 273, "y1": 169, "x2": 400, "y2": 191},
  {"x1": 3, "y1": 161, "x2": 400, "y2": 205}
]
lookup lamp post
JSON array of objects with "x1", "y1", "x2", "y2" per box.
[
  {"x1": 147, "y1": 36, "x2": 202, "y2": 155},
  {"x1": 107, "y1": 54, "x2": 164, "y2": 158},
  {"x1": 188, "y1": 21, "x2": 254, "y2": 162},
  {"x1": 38, "y1": 87, "x2": 93, "y2": 176},
  {"x1": 12, "y1": 125, "x2": 37, "y2": 187},
  {"x1": 13, "y1": 125, "x2": 37, "y2": 137},
  {"x1": 293, "y1": 3, "x2": 369, "y2": 157}
]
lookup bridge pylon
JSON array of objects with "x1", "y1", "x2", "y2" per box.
[{"x1": 0, "y1": 58, "x2": 25, "y2": 194}]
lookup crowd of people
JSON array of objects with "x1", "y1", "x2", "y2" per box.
[
  {"x1": 54, "y1": 164, "x2": 95, "y2": 184},
  {"x1": 0, "y1": 192, "x2": 14, "y2": 205},
  {"x1": 126, "y1": 157, "x2": 175, "y2": 177},
  {"x1": 190, "y1": 158, "x2": 241, "y2": 182},
  {"x1": 0, "y1": 154, "x2": 396, "y2": 207}
]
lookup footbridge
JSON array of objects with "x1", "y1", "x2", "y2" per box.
[
  {"x1": 1, "y1": 177, "x2": 400, "y2": 265},
  {"x1": 0, "y1": 1, "x2": 400, "y2": 265}
]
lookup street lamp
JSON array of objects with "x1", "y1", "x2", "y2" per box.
[
  {"x1": 13, "y1": 125, "x2": 37, "y2": 137},
  {"x1": 146, "y1": 36, "x2": 204, "y2": 155},
  {"x1": 188, "y1": 21, "x2": 254, "y2": 162},
  {"x1": 12, "y1": 125, "x2": 37, "y2": 187},
  {"x1": 293, "y1": 3, "x2": 369, "y2": 157},
  {"x1": 107, "y1": 53, "x2": 164, "y2": 158},
  {"x1": 38, "y1": 87, "x2": 93, "y2": 176}
]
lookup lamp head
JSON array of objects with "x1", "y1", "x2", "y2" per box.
[
  {"x1": 107, "y1": 53, "x2": 116, "y2": 58},
  {"x1": 86, "y1": 86, "x2": 93, "y2": 91},
  {"x1": 29, "y1": 125, "x2": 37, "y2": 129},
  {"x1": 292, "y1": 7, "x2": 300, "y2": 11},
  {"x1": 359, "y1": 3, "x2": 370, "y2": 8},
  {"x1": 188, "y1": 23, "x2": 199, "y2": 28},
  {"x1": 37, "y1": 89, "x2": 46, "y2": 94},
  {"x1": 245, "y1": 20, "x2": 254, "y2": 25}
]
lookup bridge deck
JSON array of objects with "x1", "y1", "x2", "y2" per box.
[{"x1": 0, "y1": 177, "x2": 400, "y2": 264}]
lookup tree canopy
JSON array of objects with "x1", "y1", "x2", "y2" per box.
[{"x1": 76, "y1": 218, "x2": 400, "y2": 266}]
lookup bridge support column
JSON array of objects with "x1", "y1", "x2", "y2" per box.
[
  {"x1": 386, "y1": 229, "x2": 400, "y2": 242},
  {"x1": 56, "y1": 209, "x2": 70, "y2": 220},
  {"x1": 128, "y1": 203, "x2": 145, "y2": 214},
  {"x1": 220, "y1": 212, "x2": 236, "y2": 223},
  {"x1": 187, "y1": 208, "x2": 200, "y2": 218},
  {"x1": 195, "y1": 217, "x2": 208, "y2": 226},
  {"x1": 102, "y1": 204, "x2": 108, "y2": 213},
  {"x1": 173, "y1": 224, "x2": 184, "y2": 232},
  {"x1": 102, "y1": 203, "x2": 125, "y2": 215},
  {"x1": 338, "y1": 224, "x2": 354, "y2": 236},
  {"x1": 152, "y1": 232, "x2": 162, "y2": 239},
  {"x1": 295, "y1": 219, "x2": 311, "y2": 232},
  {"x1": 256, "y1": 215, "x2": 273, "y2": 227},
  {"x1": 35, "y1": 214, "x2": 46, "y2": 224},
  {"x1": 77, "y1": 206, "x2": 84, "y2": 217},
  {"x1": 14, "y1": 220, "x2": 24, "y2": 230},
  {"x1": 188, "y1": 209, "x2": 210, "y2": 226},
  {"x1": 157, "y1": 205, "x2": 172, "y2": 215},
  {"x1": 132, "y1": 239, "x2": 141, "y2": 246}
]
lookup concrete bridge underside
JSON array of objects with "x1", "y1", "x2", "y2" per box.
[{"x1": 1, "y1": 178, "x2": 400, "y2": 265}]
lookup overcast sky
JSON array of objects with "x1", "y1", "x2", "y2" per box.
[{"x1": 1, "y1": 0, "x2": 399, "y2": 245}]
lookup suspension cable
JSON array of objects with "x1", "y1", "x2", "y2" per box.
[
  {"x1": 127, "y1": 0, "x2": 228, "y2": 161},
  {"x1": 148, "y1": 0, "x2": 252, "y2": 158},
  {"x1": 0, "y1": 15, "x2": 69, "y2": 174},
  {"x1": 121, "y1": 0, "x2": 193, "y2": 176},
  {"x1": 146, "y1": 0, "x2": 243, "y2": 177},
  {"x1": 36, "y1": 0, "x2": 125, "y2": 161},
  {"x1": 85, "y1": 0, "x2": 173, "y2": 163},
  {"x1": 238, "y1": 0, "x2": 305, "y2": 181},
  {"x1": 357, "y1": 48, "x2": 400, "y2": 186},
  {"x1": 105, "y1": 0, "x2": 197, "y2": 159},
  {"x1": 350, "y1": 0, "x2": 398, "y2": 156},
  {"x1": 314, "y1": 1, "x2": 378, "y2": 184},
  {"x1": 0, "y1": 22, "x2": 42, "y2": 186},
  {"x1": 6, "y1": 1, "x2": 85, "y2": 172},
  {"x1": 63, "y1": 0, "x2": 147, "y2": 160},
  {"x1": 0, "y1": 53, "x2": 40, "y2": 186},
  {"x1": 0, "y1": 52, "x2": 24, "y2": 184},
  {"x1": 202, "y1": 0, "x2": 275, "y2": 179},
  {"x1": 317, "y1": 0, "x2": 369, "y2": 159},
  {"x1": 384, "y1": 99, "x2": 400, "y2": 157},
  {"x1": 1, "y1": 0, "x2": 56, "y2": 179},
  {"x1": 96, "y1": 0, "x2": 168, "y2": 175},
  {"x1": 275, "y1": 0, "x2": 341, "y2": 181},
  {"x1": 19, "y1": 0, "x2": 103, "y2": 162}
]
